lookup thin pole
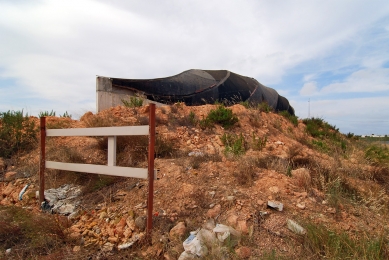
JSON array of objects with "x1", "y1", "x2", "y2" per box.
[
  {"x1": 147, "y1": 104, "x2": 156, "y2": 238},
  {"x1": 39, "y1": 117, "x2": 46, "y2": 204}
]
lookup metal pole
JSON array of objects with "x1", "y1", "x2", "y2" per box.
[
  {"x1": 147, "y1": 104, "x2": 156, "y2": 238},
  {"x1": 39, "y1": 117, "x2": 46, "y2": 204}
]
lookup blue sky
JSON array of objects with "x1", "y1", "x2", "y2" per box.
[{"x1": 1, "y1": 0, "x2": 389, "y2": 135}]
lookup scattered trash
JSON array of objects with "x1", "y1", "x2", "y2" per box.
[
  {"x1": 118, "y1": 241, "x2": 135, "y2": 250},
  {"x1": 267, "y1": 200, "x2": 283, "y2": 211},
  {"x1": 37, "y1": 184, "x2": 82, "y2": 215},
  {"x1": 188, "y1": 151, "x2": 204, "y2": 157},
  {"x1": 287, "y1": 219, "x2": 306, "y2": 235},
  {"x1": 183, "y1": 231, "x2": 208, "y2": 257},
  {"x1": 18, "y1": 184, "x2": 29, "y2": 200},
  {"x1": 213, "y1": 224, "x2": 241, "y2": 246},
  {"x1": 5, "y1": 248, "x2": 11, "y2": 254}
]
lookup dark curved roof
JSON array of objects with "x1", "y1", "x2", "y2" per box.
[{"x1": 111, "y1": 69, "x2": 295, "y2": 115}]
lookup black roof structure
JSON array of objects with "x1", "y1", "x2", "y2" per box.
[{"x1": 111, "y1": 69, "x2": 295, "y2": 115}]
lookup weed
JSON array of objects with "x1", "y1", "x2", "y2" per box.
[
  {"x1": 122, "y1": 96, "x2": 144, "y2": 108},
  {"x1": 365, "y1": 144, "x2": 389, "y2": 165},
  {"x1": 60, "y1": 111, "x2": 72, "y2": 118},
  {"x1": 257, "y1": 102, "x2": 273, "y2": 113},
  {"x1": 0, "y1": 110, "x2": 38, "y2": 158},
  {"x1": 248, "y1": 111, "x2": 262, "y2": 128},
  {"x1": 82, "y1": 113, "x2": 122, "y2": 127},
  {"x1": 303, "y1": 222, "x2": 389, "y2": 259},
  {"x1": 0, "y1": 206, "x2": 68, "y2": 257},
  {"x1": 251, "y1": 132, "x2": 267, "y2": 151},
  {"x1": 233, "y1": 157, "x2": 258, "y2": 186},
  {"x1": 303, "y1": 117, "x2": 339, "y2": 138},
  {"x1": 188, "y1": 111, "x2": 198, "y2": 126},
  {"x1": 312, "y1": 139, "x2": 329, "y2": 153},
  {"x1": 47, "y1": 118, "x2": 72, "y2": 129},
  {"x1": 200, "y1": 105, "x2": 238, "y2": 129},
  {"x1": 155, "y1": 135, "x2": 177, "y2": 158},
  {"x1": 39, "y1": 110, "x2": 56, "y2": 117},
  {"x1": 221, "y1": 133, "x2": 247, "y2": 156},
  {"x1": 279, "y1": 110, "x2": 298, "y2": 126}
]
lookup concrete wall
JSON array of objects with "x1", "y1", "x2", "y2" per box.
[{"x1": 96, "y1": 76, "x2": 164, "y2": 113}]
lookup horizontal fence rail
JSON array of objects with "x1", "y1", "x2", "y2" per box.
[{"x1": 46, "y1": 125, "x2": 149, "y2": 137}]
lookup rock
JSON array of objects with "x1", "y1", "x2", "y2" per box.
[
  {"x1": 237, "y1": 220, "x2": 248, "y2": 234},
  {"x1": 236, "y1": 246, "x2": 251, "y2": 259},
  {"x1": 294, "y1": 191, "x2": 308, "y2": 198},
  {"x1": 0, "y1": 157, "x2": 5, "y2": 171},
  {"x1": 126, "y1": 218, "x2": 136, "y2": 231},
  {"x1": 73, "y1": 246, "x2": 81, "y2": 252},
  {"x1": 267, "y1": 200, "x2": 283, "y2": 211},
  {"x1": 169, "y1": 222, "x2": 187, "y2": 240},
  {"x1": 257, "y1": 199, "x2": 265, "y2": 206},
  {"x1": 178, "y1": 251, "x2": 196, "y2": 260},
  {"x1": 115, "y1": 217, "x2": 127, "y2": 237},
  {"x1": 2, "y1": 183, "x2": 14, "y2": 196},
  {"x1": 135, "y1": 216, "x2": 146, "y2": 231},
  {"x1": 206, "y1": 204, "x2": 221, "y2": 218},
  {"x1": 118, "y1": 241, "x2": 135, "y2": 250},
  {"x1": 269, "y1": 186, "x2": 280, "y2": 193},
  {"x1": 296, "y1": 202, "x2": 306, "y2": 210},
  {"x1": 4, "y1": 171, "x2": 17, "y2": 181},
  {"x1": 202, "y1": 219, "x2": 216, "y2": 231},
  {"x1": 287, "y1": 219, "x2": 306, "y2": 235},
  {"x1": 123, "y1": 228, "x2": 132, "y2": 239},
  {"x1": 102, "y1": 242, "x2": 114, "y2": 252},
  {"x1": 226, "y1": 196, "x2": 235, "y2": 201},
  {"x1": 226, "y1": 214, "x2": 238, "y2": 226},
  {"x1": 108, "y1": 237, "x2": 118, "y2": 243}
]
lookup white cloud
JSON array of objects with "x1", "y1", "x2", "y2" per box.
[
  {"x1": 300, "y1": 81, "x2": 319, "y2": 96},
  {"x1": 321, "y1": 68, "x2": 389, "y2": 94}
]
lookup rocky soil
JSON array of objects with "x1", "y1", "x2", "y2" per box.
[{"x1": 1, "y1": 103, "x2": 388, "y2": 259}]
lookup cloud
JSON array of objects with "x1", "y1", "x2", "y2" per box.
[
  {"x1": 300, "y1": 81, "x2": 318, "y2": 96},
  {"x1": 321, "y1": 68, "x2": 389, "y2": 94}
]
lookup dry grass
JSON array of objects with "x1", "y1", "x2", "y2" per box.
[{"x1": 0, "y1": 206, "x2": 70, "y2": 259}]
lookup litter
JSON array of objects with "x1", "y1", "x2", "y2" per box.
[{"x1": 18, "y1": 184, "x2": 29, "y2": 200}]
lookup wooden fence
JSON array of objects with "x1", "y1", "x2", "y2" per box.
[{"x1": 39, "y1": 104, "x2": 156, "y2": 234}]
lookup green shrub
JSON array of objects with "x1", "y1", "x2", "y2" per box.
[
  {"x1": 221, "y1": 133, "x2": 247, "y2": 156},
  {"x1": 365, "y1": 144, "x2": 389, "y2": 165},
  {"x1": 0, "y1": 110, "x2": 38, "y2": 158},
  {"x1": 200, "y1": 105, "x2": 238, "y2": 129},
  {"x1": 122, "y1": 96, "x2": 143, "y2": 108},
  {"x1": 258, "y1": 102, "x2": 273, "y2": 113},
  {"x1": 302, "y1": 117, "x2": 339, "y2": 138},
  {"x1": 60, "y1": 111, "x2": 72, "y2": 118},
  {"x1": 39, "y1": 110, "x2": 56, "y2": 117},
  {"x1": 279, "y1": 110, "x2": 298, "y2": 126}
]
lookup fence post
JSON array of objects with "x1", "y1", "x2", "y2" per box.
[
  {"x1": 147, "y1": 104, "x2": 156, "y2": 238},
  {"x1": 39, "y1": 117, "x2": 46, "y2": 204}
]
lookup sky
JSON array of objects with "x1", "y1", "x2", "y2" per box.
[{"x1": 1, "y1": 0, "x2": 389, "y2": 135}]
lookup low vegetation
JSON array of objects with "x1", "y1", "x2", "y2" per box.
[
  {"x1": 200, "y1": 105, "x2": 238, "y2": 129},
  {"x1": 121, "y1": 96, "x2": 144, "y2": 108},
  {"x1": 0, "y1": 110, "x2": 38, "y2": 158},
  {"x1": 2, "y1": 104, "x2": 389, "y2": 259}
]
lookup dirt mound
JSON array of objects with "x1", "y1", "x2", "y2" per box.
[{"x1": 1, "y1": 104, "x2": 388, "y2": 259}]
